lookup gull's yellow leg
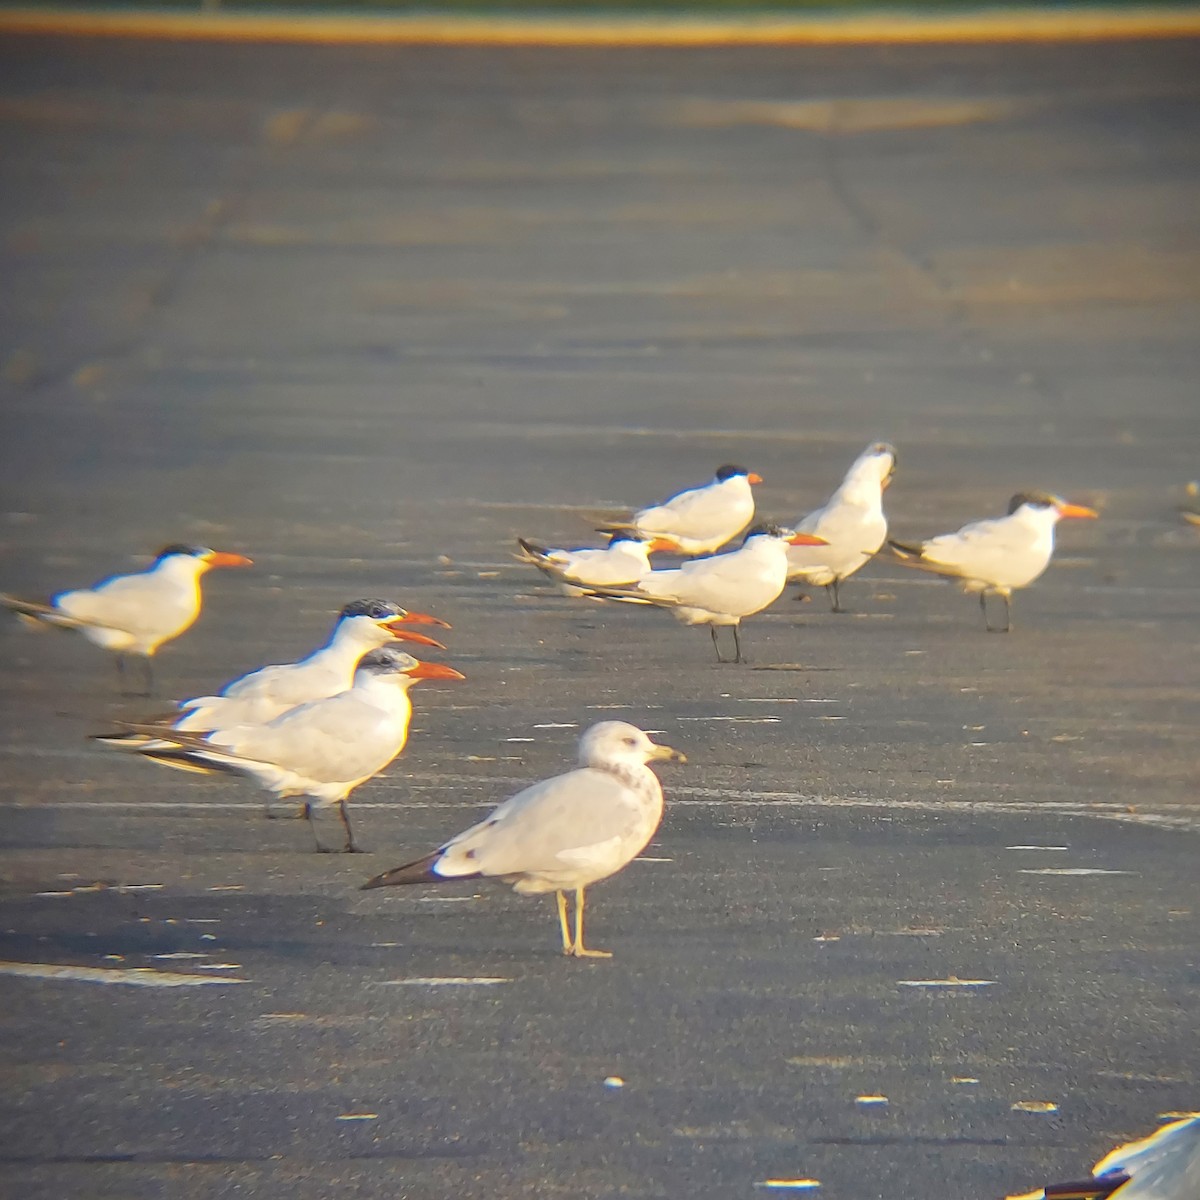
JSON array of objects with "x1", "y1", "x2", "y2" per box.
[
  {"x1": 570, "y1": 887, "x2": 612, "y2": 959},
  {"x1": 555, "y1": 890, "x2": 571, "y2": 955}
]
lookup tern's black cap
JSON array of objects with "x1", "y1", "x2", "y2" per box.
[
  {"x1": 1007, "y1": 491, "x2": 1058, "y2": 514},
  {"x1": 715, "y1": 464, "x2": 751, "y2": 482},
  {"x1": 357, "y1": 646, "x2": 417, "y2": 675},
  {"x1": 155, "y1": 544, "x2": 210, "y2": 561},
  {"x1": 340, "y1": 598, "x2": 406, "y2": 621}
]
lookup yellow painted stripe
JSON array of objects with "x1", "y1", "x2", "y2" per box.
[{"x1": 2, "y1": 6, "x2": 1200, "y2": 46}]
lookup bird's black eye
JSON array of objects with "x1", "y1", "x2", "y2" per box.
[{"x1": 624, "y1": 736, "x2": 638, "y2": 747}]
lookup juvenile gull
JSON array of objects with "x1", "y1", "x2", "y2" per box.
[{"x1": 363, "y1": 721, "x2": 685, "y2": 958}]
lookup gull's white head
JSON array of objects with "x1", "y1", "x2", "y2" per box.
[
  {"x1": 577, "y1": 721, "x2": 687, "y2": 769},
  {"x1": 354, "y1": 646, "x2": 465, "y2": 689},
  {"x1": 336, "y1": 598, "x2": 448, "y2": 651}
]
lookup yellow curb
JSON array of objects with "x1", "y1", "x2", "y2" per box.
[{"x1": 2, "y1": 6, "x2": 1200, "y2": 46}]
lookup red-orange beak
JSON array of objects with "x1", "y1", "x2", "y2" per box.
[
  {"x1": 1057, "y1": 502, "x2": 1098, "y2": 520},
  {"x1": 404, "y1": 660, "x2": 465, "y2": 682},
  {"x1": 396, "y1": 610, "x2": 451, "y2": 629},
  {"x1": 648, "y1": 538, "x2": 680, "y2": 554},
  {"x1": 207, "y1": 552, "x2": 253, "y2": 568},
  {"x1": 748, "y1": 472, "x2": 764, "y2": 485},
  {"x1": 787, "y1": 532, "x2": 828, "y2": 546},
  {"x1": 385, "y1": 625, "x2": 447, "y2": 651}
]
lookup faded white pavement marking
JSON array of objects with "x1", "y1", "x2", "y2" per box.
[{"x1": 0, "y1": 962, "x2": 247, "y2": 987}]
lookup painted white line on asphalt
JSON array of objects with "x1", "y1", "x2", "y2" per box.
[{"x1": 0, "y1": 962, "x2": 247, "y2": 987}]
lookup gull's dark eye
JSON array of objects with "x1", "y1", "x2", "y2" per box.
[{"x1": 624, "y1": 736, "x2": 638, "y2": 747}]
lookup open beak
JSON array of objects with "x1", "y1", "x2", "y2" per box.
[
  {"x1": 787, "y1": 532, "x2": 829, "y2": 547},
  {"x1": 397, "y1": 610, "x2": 451, "y2": 629},
  {"x1": 648, "y1": 538, "x2": 680, "y2": 554},
  {"x1": 404, "y1": 661, "x2": 465, "y2": 682},
  {"x1": 747, "y1": 472, "x2": 764, "y2": 485},
  {"x1": 1057, "y1": 502, "x2": 1099, "y2": 520},
  {"x1": 206, "y1": 552, "x2": 253, "y2": 568},
  {"x1": 648, "y1": 742, "x2": 687, "y2": 765},
  {"x1": 384, "y1": 624, "x2": 447, "y2": 651}
]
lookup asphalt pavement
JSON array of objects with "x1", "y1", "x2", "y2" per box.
[{"x1": 0, "y1": 32, "x2": 1197, "y2": 1200}]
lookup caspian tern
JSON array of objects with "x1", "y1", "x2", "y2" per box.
[
  {"x1": 363, "y1": 721, "x2": 686, "y2": 959},
  {"x1": 114, "y1": 647, "x2": 465, "y2": 853},
  {"x1": 1004, "y1": 1114, "x2": 1199, "y2": 1200},
  {"x1": 596, "y1": 464, "x2": 763, "y2": 556},
  {"x1": 1, "y1": 543, "x2": 252, "y2": 695},
  {"x1": 516, "y1": 531, "x2": 679, "y2": 596},
  {"x1": 94, "y1": 598, "x2": 450, "y2": 747},
  {"x1": 584, "y1": 524, "x2": 827, "y2": 663},
  {"x1": 887, "y1": 491, "x2": 1098, "y2": 631},
  {"x1": 786, "y1": 441, "x2": 897, "y2": 612}
]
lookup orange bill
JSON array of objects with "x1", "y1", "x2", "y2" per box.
[
  {"x1": 648, "y1": 538, "x2": 681, "y2": 553},
  {"x1": 1056, "y1": 502, "x2": 1098, "y2": 519},
  {"x1": 386, "y1": 627, "x2": 447, "y2": 651},
  {"x1": 396, "y1": 610, "x2": 451, "y2": 629},
  {"x1": 787, "y1": 532, "x2": 829, "y2": 546},
  {"x1": 208, "y1": 552, "x2": 253, "y2": 568},
  {"x1": 404, "y1": 661, "x2": 465, "y2": 681},
  {"x1": 748, "y1": 472, "x2": 764, "y2": 485}
]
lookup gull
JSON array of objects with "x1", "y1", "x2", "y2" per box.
[
  {"x1": 113, "y1": 647, "x2": 465, "y2": 853},
  {"x1": 596, "y1": 464, "x2": 763, "y2": 555},
  {"x1": 1, "y1": 543, "x2": 252, "y2": 695},
  {"x1": 515, "y1": 531, "x2": 679, "y2": 596},
  {"x1": 93, "y1": 598, "x2": 450, "y2": 748},
  {"x1": 786, "y1": 441, "x2": 897, "y2": 612},
  {"x1": 887, "y1": 491, "x2": 1098, "y2": 632},
  {"x1": 1005, "y1": 1114, "x2": 1200, "y2": 1199},
  {"x1": 584, "y1": 524, "x2": 827, "y2": 663},
  {"x1": 362, "y1": 721, "x2": 685, "y2": 958}
]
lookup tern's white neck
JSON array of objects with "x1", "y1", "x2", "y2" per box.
[
  {"x1": 354, "y1": 671, "x2": 418, "y2": 716},
  {"x1": 1013, "y1": 503, "x2": 1063, "y2": 536},
  {"x1": 154, "y1": 555, "x2": 209, "y2": 584},
  {"x1": 834, "y1": 455, "x2": 889, "y2": 511},
  {"x1": 319, "y1": 616, "x2": 393, "y2": 667}
]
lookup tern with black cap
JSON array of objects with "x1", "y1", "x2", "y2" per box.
[
  {"x1": 94, "y1": 598, "x2": 450, "y2": 748},
  {"x1": 583, "y1": 524, "x2": 827, "y2": 663},
  {"x1": 516, "y1": 531, "x2": 680, "y2": 596},
  {"x1": 595, "y1": 463, "x2": 764, "y2": 556},
  {"x1": 1, "y1": 543, "x2": 253, "y2": 695},
  {"x1": 888, "y1": 491, "x2": 1098, "y2": 631},
  {"x1": 111, "y1": 646, "x2": 465, "y2": 853},
  {"x1": 786, "y1": 441, "x2": 897, "y2": 612}
]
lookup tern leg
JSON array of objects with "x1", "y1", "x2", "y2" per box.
[
  {"x1": 826, "y1": 579, "x2": 845, "y2": 613},
  {"x1": 1000, "y1": 593, "x2": 1012, "y2": 633},
  {"x1": 732, "y1": 625, "x2": 743, "y2": 665},
  {"x1": 569, "y1": 887, "x2": 612, "y2": 959},
  {"x1": 140, "y1": 655, "x2": 155, "y2": 697},
  {"x1": 709, "y1": 625, "x2": 726, "y2": 663},
  {"x1": 306, "y1": 803, "x2": 331, "y2": 853},
  {"x1": 555, "y1": 891, "x2": 571, "y2": 955},
  {"x1": 115, "y1": 654, "x2": 127, "y2": 692},
  {"x1": 337, "y1": 800, "x2": 361, "y2": 853}
]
